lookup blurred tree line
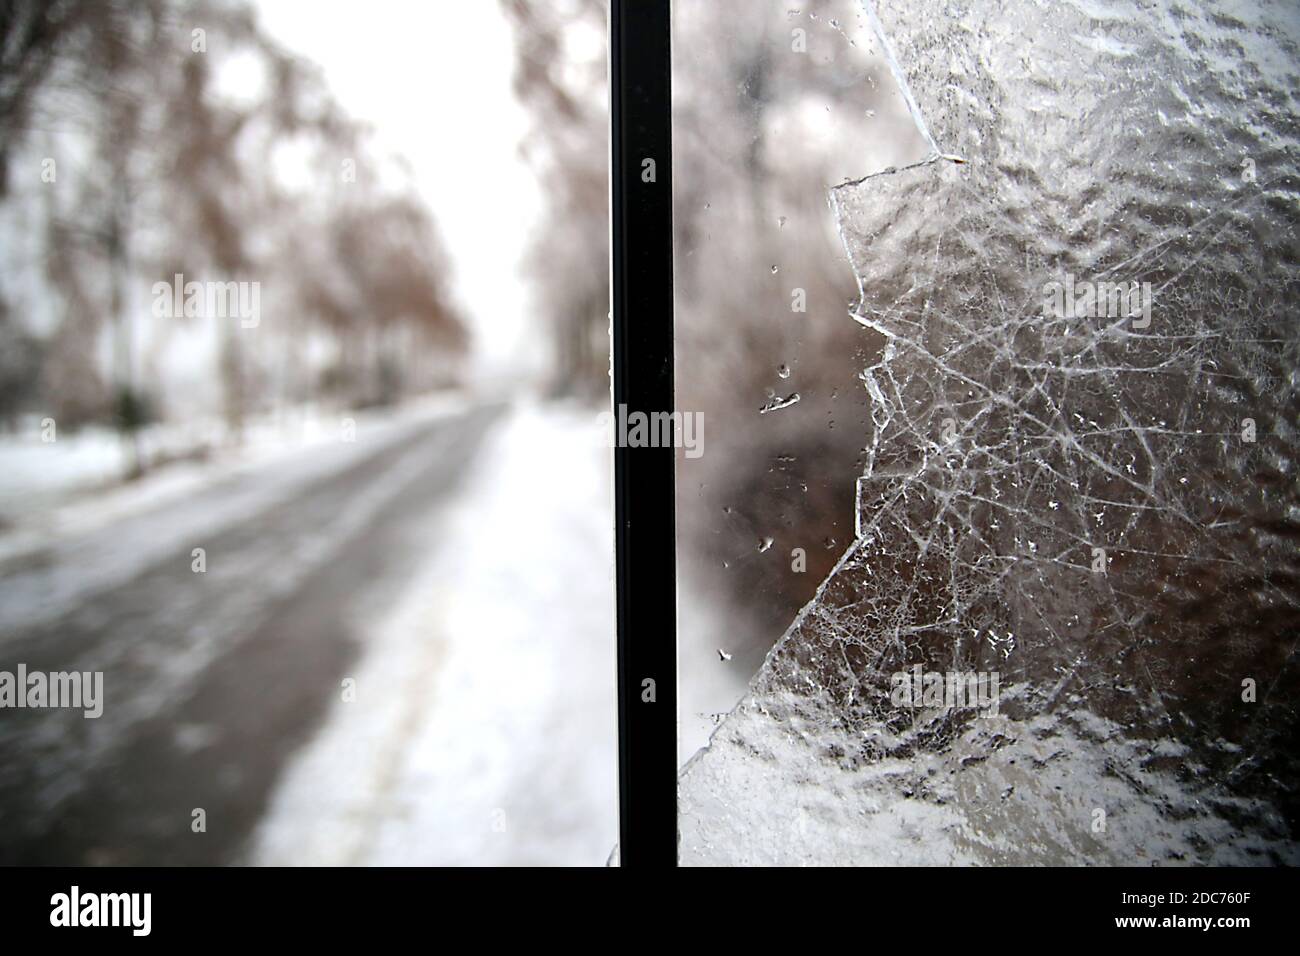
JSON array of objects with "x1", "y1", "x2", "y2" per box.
[
  {"x1": 0, "y1": 0, "x2": 465, "y2": 469},
  {"x1": 500, "y1": 0, "x2": 607, "y2": 401}
]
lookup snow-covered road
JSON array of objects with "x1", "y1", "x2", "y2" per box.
[
  {"x1": 249, "y1": 402, "x2": 618, "y2": 865},
  {"x1": 0, "y1": 398, "x2": 618, "y2": 865}
]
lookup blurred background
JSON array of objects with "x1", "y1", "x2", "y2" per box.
[{"x1": 0, "y1": 0, "x2": 912, "y2": 864}]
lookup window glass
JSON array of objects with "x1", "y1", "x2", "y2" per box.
[{"x1": 678, "y1": 0, "x2": 1300, "y2": 865}]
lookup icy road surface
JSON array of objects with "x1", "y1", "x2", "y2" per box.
[{"x1": 0, "y1": 400, "x2": 617, "y2": 865}]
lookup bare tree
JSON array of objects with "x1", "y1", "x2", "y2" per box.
[{"x1": 501, "y1": 0, "x2": 608, "y2": 398}]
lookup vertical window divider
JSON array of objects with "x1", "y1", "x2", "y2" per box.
[{"x1": 609, "y1": 0, "x2": 678, "y2": 867}]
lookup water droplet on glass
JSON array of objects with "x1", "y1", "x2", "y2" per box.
[{"x1": 759, "y1": 392, "x2": 801, "y2": 414}]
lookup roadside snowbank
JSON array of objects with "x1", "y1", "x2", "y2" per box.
[
  {"x1": 0, "y1": 393, "x2": 470, "y2": 554},
  {"x1": 0, "y1": 394, "x2": 472, "y2": 633}
]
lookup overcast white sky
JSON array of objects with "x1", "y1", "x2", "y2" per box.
[{"x1": 253, "y1": 0, "x2": 545, "y2": 384}]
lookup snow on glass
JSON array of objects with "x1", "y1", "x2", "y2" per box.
[{"x1": 681, "y1": 0, "x2": 1300, "y2": 864}]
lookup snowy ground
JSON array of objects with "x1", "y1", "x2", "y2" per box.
[
  {"x1": 0, "y1": 394, "x2": 470, "y2": 568},
  {"x1": 0, "y1": 395, "x2": 477, "y2": 637},
  {"x1": 0, "y1": 396, "x2": 625, "y2": 865},
  {"x1": 247, "y1": 402, "x2": 619, "y2": 865}
]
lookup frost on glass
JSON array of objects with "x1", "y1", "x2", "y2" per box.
[{"x1": 681, "y1": 0, "x2": 1300, "y2": 865}]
